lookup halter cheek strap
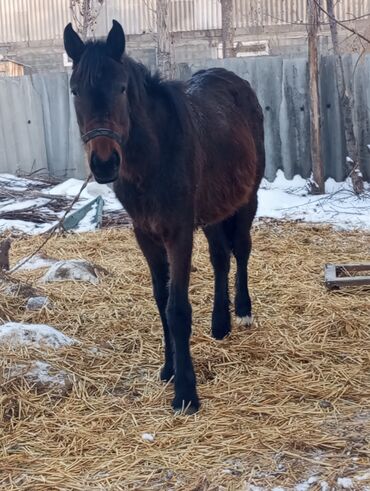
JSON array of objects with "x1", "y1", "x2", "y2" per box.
[{"x1": 81, "y1": 128, "x2": 123, "y2": 146}]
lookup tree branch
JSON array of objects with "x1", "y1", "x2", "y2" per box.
[{"x1": 313, "y1": 0, "x2": 370, "y2": 44}]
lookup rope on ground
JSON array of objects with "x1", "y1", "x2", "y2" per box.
[{"x1": 8, "y1": 174, "x2": 92, "y2": 274}]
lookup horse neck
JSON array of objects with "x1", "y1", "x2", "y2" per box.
[
  {"x1": 123, "y1": 65, "x2": 164, "y2": 182},
  {"x1": 122, "y1": 60, "x2": 192, "y2": 186}
]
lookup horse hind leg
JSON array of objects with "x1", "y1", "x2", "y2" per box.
[
  {"x1": 230, "y1": 197, "x2": 258, "y2": 327},
  {"x1": 203, "y1": 223, "x2": 231, "y2": 340}
]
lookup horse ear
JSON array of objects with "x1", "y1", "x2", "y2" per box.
[
  {"x1": 64, "y1": 23, "x2": 85, "y2": 64},
  {"x1": 107, "y1": 20, "x2": 126, "y2": 61}
]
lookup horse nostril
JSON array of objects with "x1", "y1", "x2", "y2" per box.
[
  {"x1": 111, "y1": 150, "x2": 120, "y2": 168},
  {"x1": 89, "y1": 150, "x2": 120, "y2": 184},
  {"x1": 90, "y1": 151, "x2": 101, "y2": 173}
]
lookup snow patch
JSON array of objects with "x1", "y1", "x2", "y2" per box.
[
  {"x1": 26, "y1": 296, "x2": 51, "y2": 311},
  {"x1": 0, "y1": 322, "x2": 76, "y2": 349},
  {"x1": 142, "y1": 433, "x2": 155, "y2": 442},
  {"x1": 257, "y1": 170, "x2": 370, "y2": 231},
  {"x1": 295, "y1": 476, "x2": 318, "y2": 491},
  {"x1": 8, "y1": 360, "x2": 65, "y2": 385},
  {"x1": 27, "y1": 361, "x2": 65, "y2": 385},
  {"x1": 0, "y1": 219, "x2": 56, "y2": 235},
  {"x1": 356, "y1": 472, "x2": 370, "y2": 482},
  {"x1": 6, "y1": 360, "x2": 72, "y2": 394},
  {"x1": 337, "y1": 477, "x2": 353, "y2": 489},
  {"x1": 47, "y1": 178, "x2": 123, "y2": 212},
  {"x1": 40, "y1": 259, "x2": 99, "y2": 285},
  {"x1": 11, "y1": 253, "x2": 58, "y2": 272}
]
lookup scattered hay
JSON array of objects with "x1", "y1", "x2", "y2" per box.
[
  {"x1": 0, "y1": 221, "x2": 369, "y2": 490},
  {"x1": 4, "y1": 360, "x2": 73, "y2": 397}
]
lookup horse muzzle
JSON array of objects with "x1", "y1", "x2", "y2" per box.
[
  {"x1": 81, "y1": 127, "x2": 123, "y2": 184},
  {"x1": 90, "y1": 149, "x2": 120, "y2": 184}
]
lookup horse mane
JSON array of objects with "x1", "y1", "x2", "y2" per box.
[
  {"x1": 74, "y1": 41, "x2": 108, "y2": 89},
  {"x1": 124, "y1": 56, "x2": 192, "y2": 138}
]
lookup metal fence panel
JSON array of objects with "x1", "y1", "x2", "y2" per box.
[
  {"x1": 188, "y1": 54, "x2": 370, "y2": 182},
  {"x1": 0, "y1": 75, "x2": 47, "y2": 174}
]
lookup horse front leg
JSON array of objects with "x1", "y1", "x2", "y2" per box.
[
  {"x1": 165, "y1": 227, "x2": 199, "y2": 414},
  {"x1": 134, "y1": 228, "x2": 174, "y2": 382}
]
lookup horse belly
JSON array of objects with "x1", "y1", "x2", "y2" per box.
[{"x1": 195, "y1": 154, "x2": 258, "y2": 226}]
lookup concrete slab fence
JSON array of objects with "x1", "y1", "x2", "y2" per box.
[{"x1": 0, "y1": 54, "x2": 369, "y2": 182}]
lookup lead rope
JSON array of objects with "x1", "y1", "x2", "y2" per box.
[{"x1": 8, "y1": 173, "x2": 93, "y2": 275}]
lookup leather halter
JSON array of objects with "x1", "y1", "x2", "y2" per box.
[{"x1": 81, "y1": 128, "x2": 123, "y2": 146}]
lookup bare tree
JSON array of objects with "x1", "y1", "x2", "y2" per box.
[
  {"x1": 326, "y1": 0, "x2": 364, "y2": 194},
  {"x1": 221, "y1": 0, "x2": 235, "y2": 58},
  {"x1": 70, "y1": 0, "x2": 105, "y2": 41},
  {"x1": 307, "y1": 0, "x2": 325, "y2": 194},
  {"x1": 156, "y1": 0, "x2": 176, "y2": 79}
]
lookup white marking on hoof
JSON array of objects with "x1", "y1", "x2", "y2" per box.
[{"x1": 236, "y1": 315, "x2": 253, "y2": 326}]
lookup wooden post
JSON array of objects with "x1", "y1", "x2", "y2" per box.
[
  {"x1": 307, "y1": 0, "x2": 325, "y2": 194},
  {"x1": 221, "y1": 0, "x2": 235, "y2": 58},
  {"x1": 326, "y1": 0, "x2": 364, "y2": 194},
  {"x1": 0, "y1": 238, "x2": 11, "y2": 271}
]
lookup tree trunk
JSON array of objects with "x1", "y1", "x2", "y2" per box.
[
  {"x1": 156, "y1": 0, "x2": 175, "y2": 79},
  {"x1": 307, "y1": 0, "x2": 325, "y2": 194},
  {"x1": 326, "y1": 0, "x2": 364, "y2": 194},
  {"x1": 221, "y1": 0, "x2": 234, "y2": 58},
  {"x1": 70, "y1": 0, "x2": 104, "y2": 41},
  {"x1": 81, "y1": 0, "x2": 90, "y2": 41}
]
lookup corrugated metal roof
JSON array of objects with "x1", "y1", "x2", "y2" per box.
[
  {"x1": 0, "y1": 0, "x2": 369, "y2": 44},
  {"x1": 26, "y1": 0, "x2": 69, "y2": 41},
  {"x1": 0, "y1": 0, "x2": 28, "y2": 43}
]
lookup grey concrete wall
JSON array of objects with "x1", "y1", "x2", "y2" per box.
[
  {"x1": 1, "y1": 54, "x2": 370, "y2": 182},
  {"x1": 5, "y1": 25, "x2": 332, "y2": 75}
]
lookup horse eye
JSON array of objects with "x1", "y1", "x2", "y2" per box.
[
  {"x1": 120, "y1": 86, "x2": 126, "y2": 94},
  {"x1": 71, "y1": 89, "x2": 79, "y2": 96}
]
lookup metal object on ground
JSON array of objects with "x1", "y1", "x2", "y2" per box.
[
  {"x1": 63, "y1": 196, "x2": 104, "y2": 231},
  {"x1": 325, "y1": 263, "x2": 370, "y2": 289}
]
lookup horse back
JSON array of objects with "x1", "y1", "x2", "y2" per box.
[{"x1": 186, "y1": 68, "x2": 265, "y2": 226}]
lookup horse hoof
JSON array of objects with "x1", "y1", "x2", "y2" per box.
[
  {"x1": 212, "y1": 326, "x2": 231, "y2": 340},
  {"x1": 236, "y1": 315, "x2": 253, "y2": 327},
  {"x1": 160, "y1": 365, "x2": 174, "y2": 383},
  {"x1": 172, "y1": 395, "x2": 200, "y2": 415}
]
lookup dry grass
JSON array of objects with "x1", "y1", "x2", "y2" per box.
[{"x1": 1, "y1": 221, "x2": 370, "y2": 490}]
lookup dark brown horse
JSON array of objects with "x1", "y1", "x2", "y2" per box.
[{"x1": 64, "y1": 20, "x2": 265, "y2": 413}]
